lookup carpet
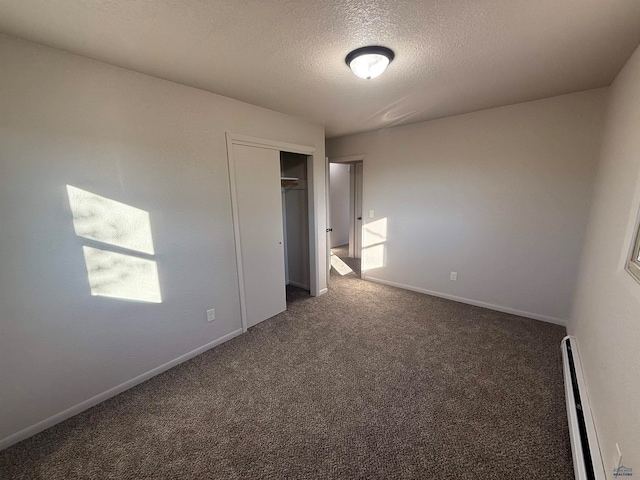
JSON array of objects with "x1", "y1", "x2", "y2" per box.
[{"x1": 0, "y1": 261, "x2": 572, "y2": 479}]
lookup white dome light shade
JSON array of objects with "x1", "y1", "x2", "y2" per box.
[{"x1": 346, "y1": 46, "x2": 395, "y2": 80}]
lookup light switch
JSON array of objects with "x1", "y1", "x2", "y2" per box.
[{"x1": 369, "y1": 210, "x2": 374, "y2": 218}]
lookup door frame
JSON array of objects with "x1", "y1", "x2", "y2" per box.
[
  {"x1": 226, "y1": 133, "x2": 320, "y2": 332},
  {"x1": 327, "y1": 154, "x2": 365, "y2": 276}
]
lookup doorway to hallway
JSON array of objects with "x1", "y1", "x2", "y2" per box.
[{"x1": 328, "y1": 158, "x2": 363, "y2": 279}]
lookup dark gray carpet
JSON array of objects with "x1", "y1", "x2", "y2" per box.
[{"x1": 0, "y1": 264, "x2": 572, "y2": 479}]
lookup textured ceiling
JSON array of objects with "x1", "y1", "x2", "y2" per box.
[{"x1": 1, "y1": 1, "x2": 639, "y2": 138}]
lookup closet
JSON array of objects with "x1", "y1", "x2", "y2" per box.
[
  {"x1": 229, "y1": 143, "x2": 310, "y2": 330},
  {"x1": 280, "y1": 152, "x2": 310, "y2": 291}
]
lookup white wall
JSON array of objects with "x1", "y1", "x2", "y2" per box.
[
  {"x1": 327, "y1": 89, "x2": 607, "y2": 324},
  {"x1": 569, "y1": 45, "x2": 640, "y2": 477},
  {"x1": 329, "y1": 163, "x2": 350, "y2": 248},
  {"x1": 0, "y1": 34, "x2": 325, "y2": 448}
]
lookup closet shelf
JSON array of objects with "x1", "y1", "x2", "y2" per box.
[{"x1": 280, "y1": 177, "x2": 299, "y2": 187}]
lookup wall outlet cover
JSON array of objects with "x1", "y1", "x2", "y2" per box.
[{"x1": 207, "y1": 308, "x2": 216, "y2": 322}]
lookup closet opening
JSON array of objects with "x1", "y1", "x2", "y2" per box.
[{"x1": 280, "y1": 152, "x2": 311, "y2": 298}]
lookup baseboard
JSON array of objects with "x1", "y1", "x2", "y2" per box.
[
  {"x1": 561, "y1": 335, "x2": 606, "y2": 479},
  {"x1": 0, "y1": 328, "x2": 243, "y2": 452},
  {"x1": 362, "y1": 275, "x2": 567, "y2": 326},
  {"x1": 318, "y1": 287, "x2": 329, "y2": 296},
  {"x1": 289, "y1": 281, "x2": 310, "y2": 290}
]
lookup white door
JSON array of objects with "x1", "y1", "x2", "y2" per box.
[
  {"x1": 325, "y1": 157, "x2": 331, "y2": 280},
  {"x1": 232, "y1": 144, "x2": 286, "y2": 328},
  {"x1": 354, "y1": 162, "x2": 363, "y2": 260}
]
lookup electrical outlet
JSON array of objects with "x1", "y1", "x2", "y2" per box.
[
  {"x1": 450, "y1": 272, "x2": 458, "y2": 281},
  {"x1": 207, "y1": 308, "x2": 216, "y2": 322},
  {"x1": 369, "y1": 209, "x2": 374, "y2": 218}
]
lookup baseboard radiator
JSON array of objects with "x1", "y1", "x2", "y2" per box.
[{"x1": 561, "y1": 336, "x2": 606, "y2": 480}]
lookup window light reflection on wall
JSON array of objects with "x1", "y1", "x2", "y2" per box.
[
  {"x1": 362, "y1": 217, "x2": 388, "y2": 271},
  {"x1": 66, "y1": 185, "x2": 155, "y2": 254},
  {"x1": 81, "y1": 247, "x2": 162, "y2": 303},
  {"x1": 66, "y1": 185, "x2": 162, "y2": 303}
]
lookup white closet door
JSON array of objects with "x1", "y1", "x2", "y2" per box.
[{"x1": 233, "y1": 144, "x2": 286, "y2": 328}]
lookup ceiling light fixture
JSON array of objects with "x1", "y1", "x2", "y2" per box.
[{"x1": 345, "y1": 46, "x2": 395, "y2": 80}]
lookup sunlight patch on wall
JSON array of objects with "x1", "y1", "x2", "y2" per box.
[
  {"x1": 363, "y1": 244, "x2": 386, "y2": 270},
  {"x1": 362, "y1": 218, "x2": 388, "y2": 271},
  {"x1": 67, "y1": 185, "x2": 161, "y2": 303},
  {"x1": 82, "y1": 247, "x2": 162, "y2": 303},
  {"x1": 67, "y1": 185, "x2": 155, "y2": 255},
  {"x1": 363, "y1": 217, "x2": 387, "y2": 248}
]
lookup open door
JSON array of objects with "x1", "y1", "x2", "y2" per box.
[
  {"x1": 324, "y1": 157, "x2": 331, "y2": 285},
  {"x1": 325, "y1": 157, "x2": 331, "y2": 281},
  {"x1": 353, "y1": 162, "x2": 363, "y2": 260},
  {"x1": 348, "y1": 161, "x2": 364, "y2": 261}
]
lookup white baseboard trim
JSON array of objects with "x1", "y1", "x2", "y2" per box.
[
  {"x1": 318, "y1": 287, "x2": 329, "y2": 296},
  {"x1": 0, "y1": 328, "x2": 243, "y2": 452},
  {"x1": 362, "y1": 275, "x2": 567, "y2": 327},
  {"x1": 289, "y1": 281, "x2": 310, "y2": 290}
]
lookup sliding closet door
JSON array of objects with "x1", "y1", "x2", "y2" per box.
[{"x1": 232, "y1": 144, "x2": 286, "y2": 328}]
